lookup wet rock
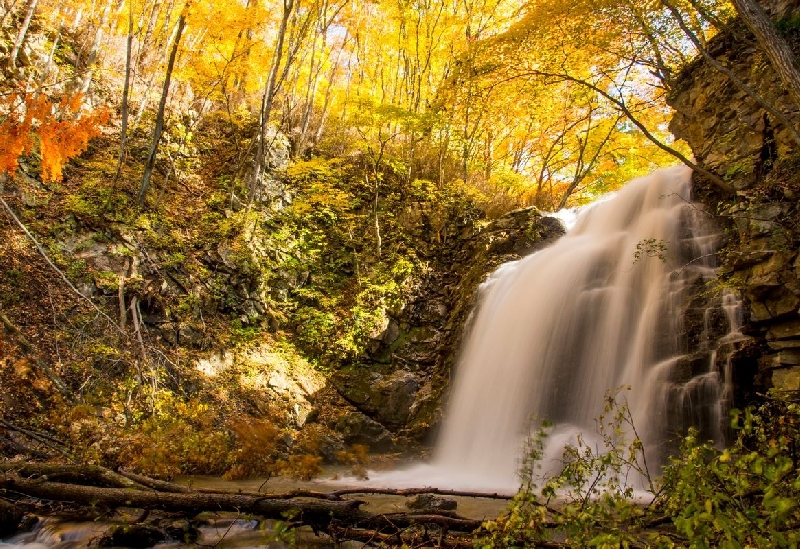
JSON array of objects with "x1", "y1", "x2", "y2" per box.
[
  {"x1": 98, "y1": 524, "x2": 166, "y2": 547},
  {"x1": 405, "y1": 494, "x2": 457, "y2": 511},
  {"x1": 767, "y1": 319, "x2": 800, "y2": 341},
  {"x1": 335, "y1": 411, "x2": 394, "y2": 451},
  {"x1": 667, "y1": 7, "x2": 800, "y2": 398},
  {"x1": 773, "y1": 366, "x2": 800, "y2": 391},
  {"x1": 0, "y1": 500, "x2": 23, "y2": 537},
  {"x1": 334, "y1": 370, "x2": 421, "y2": 430},
  {"x1": 778, "y1": 349, "x2": 800, "y2": 366}
]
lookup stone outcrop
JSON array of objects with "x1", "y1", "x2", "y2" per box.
[
  {"x1": 668, "y1": 1, "x2": 800, "y2": 396},
  {"x1": 309, "y1": 206, "x2": 565, "y2": 450}
]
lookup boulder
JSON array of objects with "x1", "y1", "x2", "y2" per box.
[
  {"x1": 333, "y1": 369, "x2": 422, "y2": 430},
  {"x1": 334, "y1": 412, "x2": 395, "y2": 451},
  {"x1": 405, "y1": 494, "x2": 458, "y2": 511},
  {"x1": 0, "y1": 500, "x2": 22, "y2": 537},
  {"x1": 773, "y1": 366, "x2": 800, "y2": 391}
]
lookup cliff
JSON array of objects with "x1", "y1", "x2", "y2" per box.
[{"x1": 668, "y1": 0, "x2": 800, "y2": 397}]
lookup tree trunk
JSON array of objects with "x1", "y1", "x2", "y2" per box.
[
  {"x1": 9, "y1": 0, "x2": 38, "y2": 69},
  {"x1": 0, "y1": 476, "x2": 368, "y2": 529},
  {"x1": 252, "y1": 0, "x2": 294, "y2": 201},
  {"x1": 78, "y1": 0, "x2": 113, "y2": 93},
  {"x1": 0, "y1": 466, "x2": 494, "y2": 539},
  {"x1": 139, "y1": 5, "x2": 188, "y2": 207},
  {"x1": 113, "y1": 0, "x2": 135, "y2": 186},
  {"x1": 732, "y1": 0, "x2": 800, "y2": 114}
]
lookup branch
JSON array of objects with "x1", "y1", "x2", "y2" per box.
[
  {"x1": 0, "y1": 475, "x2": 368, "y2": 530},
  {"x1": 0, "y1": 462, "x2": 143, "y2": 489},
  {"x1": 0, "y1": 308, "x2": 71, "y2": 398},
  {"x1": 328, "y1": 486, "x2": 514, "y2": 500},
  {"x1": 0, "y1": 196, "x2": 124, "y2": 336},
  {"x1": 662, "y1": 0, "x2": 800, "y2": 147},
  {"x1": 520, "y1": 70, "x2": 735, "y2": 195}
]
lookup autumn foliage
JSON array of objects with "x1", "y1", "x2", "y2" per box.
[{"x1": 0, "y1": 92, "x2": 108, "y2": 182}]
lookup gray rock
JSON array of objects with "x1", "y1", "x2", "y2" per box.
[
  {"x1": 335, "y1": 412, "x2": 394, "y2": 451},
  {"x1": 405, "y1": 494, "x2": 457, "y2": 511},
  {"x1": 334, "y1": 369, "x2": 421, "y2": 430}
]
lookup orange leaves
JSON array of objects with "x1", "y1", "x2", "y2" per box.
[
  {"x1": 0, "y1": 91, "x2": 108, "y2": 182},
  {"x1": 0, "y1": 94, "x2": 34, "y2": 177}
]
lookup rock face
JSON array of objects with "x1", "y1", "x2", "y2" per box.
[
  {"x1": 668, "y1": 1, "x2": 800, "y2": 397},
  {"x1": 309, "y1": 206, "x2": 566, "y2": 450}
]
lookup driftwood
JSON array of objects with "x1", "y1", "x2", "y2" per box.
[
  {"x1": 0, "y1": 462, "x2": 146, "y2": 489},
  {"x1": 0, "y1": 462, "x2": 502, "y2": 546}
]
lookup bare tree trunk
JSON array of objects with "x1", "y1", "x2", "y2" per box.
[
  {"x1": 39, "y1": 21, "x2": 61, "y2": 84},
  {"x1": 113, "y1": 0, "x2": 135, "y2": 186},
  {"x1": 9, "y1": 0, "x2": 38, "y2": 69},
  {"x1": 0, "y1": 0, "x2": 22, "y2": 28},
  {"x1": 139, "y1": 6, "x2": 188, "y2": 207},
  {"x1": 296, "y1": 27, "x2": 321, "y2": 156},
  {"x1": 311, "y1": 38, "x2": 347, "y2": 150},
  {"x1": 252, "y1": 0, "x2": 294, "y2": 201},
  {"x1": 118, "y1": 276, "x2": 127, "y2": 331},
  {"x1": 732, "y1": 0, "x2": 800, "y2": 113},
  {"x1": 78, "y1": 0, "x2": 113, "y2": 93}
]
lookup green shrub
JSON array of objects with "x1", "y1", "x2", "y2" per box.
[{"x1": 478, "y1": 390, "x2": 800, "y2": 548}]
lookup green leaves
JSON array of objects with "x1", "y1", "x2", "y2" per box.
[
  {"x1": 663, "y1": 398, "x2": 800, "y2": 548},
  {"x1": 480, "y1": 392, "x2": 800, "y2": 548}
]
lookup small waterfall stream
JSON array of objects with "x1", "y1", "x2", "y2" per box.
[{"x1": 373, "y1": 166, "x2": 741, "y2": 492}]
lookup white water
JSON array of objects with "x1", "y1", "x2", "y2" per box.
[{"x1": 370, "y1": 166, "x2": 738, "y2": 493}]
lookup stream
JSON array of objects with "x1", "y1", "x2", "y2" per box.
[{"x1": 0, "y1": 472, "x2": 509, "y2": 549}]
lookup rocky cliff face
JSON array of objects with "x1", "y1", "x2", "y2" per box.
[
  {"x1": 310, "y1": 207, "x2": 565, "y2": 453},
  {"x1": 668, "y1": 2, "x2": 800, "y2": 397}
]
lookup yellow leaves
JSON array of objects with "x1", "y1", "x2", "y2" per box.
[{"x1": 0, "y1": 91, "x2": 108, "y2": 182}]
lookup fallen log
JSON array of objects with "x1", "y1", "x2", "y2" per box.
[
  {"x1": 0, "y1": 462, "x2": 147, "y2": 490},
  {"x1": 328, "y1": 486, "x2": 514, "y2": 500},
  {"x1": 0, "y1": 467, "x2": 493, "y2": 545},
  {"x1": 0, "y1": 475, "x2": 369, "y2": 531}
]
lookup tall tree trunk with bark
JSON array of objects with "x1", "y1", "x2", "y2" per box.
[
  {"x1": 732, "y1": 0, "x2": 800, "y2": 115},
  {"x1": 139, "y1": 5, "x2": 188, "y2": 207},
  {"x1": 9, "y1": 0, "x2": 38, "y2": 69},
  {"x1": 251, "y1": 0, "x2": 294, "y2": 202},
  {"x1": 113, "y1": 0, "x2": 135, "y2": 186}
]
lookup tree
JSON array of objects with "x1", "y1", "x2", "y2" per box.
[
  {"x1": 113, "y1": 0, "x2": 135, "y2": 185},
  {"x1": 138, "y1": 2, "x2": 189, "y2": 206},
  {"x1": 8, "y1": 0, "x2": 39, "y2": 69},
  {"x1": 732, "y1": 0, "x2": 800, "y2": 114},
  {"x1": 0, "y1": 92, "x2": 108, "y2": 182},
  {"x1": 252, "y1": 0, "x2": 296, "y2": 201}
]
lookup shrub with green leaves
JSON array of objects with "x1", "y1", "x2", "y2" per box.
[
  {"x1": 660, "y1": 396, "x2": 800, "y2": 548},
  {"x1": 478, "y1": 391, "x2": 800, "y2": 549}
]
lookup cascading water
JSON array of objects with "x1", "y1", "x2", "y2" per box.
[{"x1": 372, "y1": 165, "x2": 741, "y2": 493}]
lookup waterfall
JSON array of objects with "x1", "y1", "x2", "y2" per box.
[{"x1": 372, "y1": 166, "x2": 738, "y2": 493}]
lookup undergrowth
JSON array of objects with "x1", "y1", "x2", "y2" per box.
[{"x1": 478, "y1": 389, "x2": 800, "y2": 548}]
